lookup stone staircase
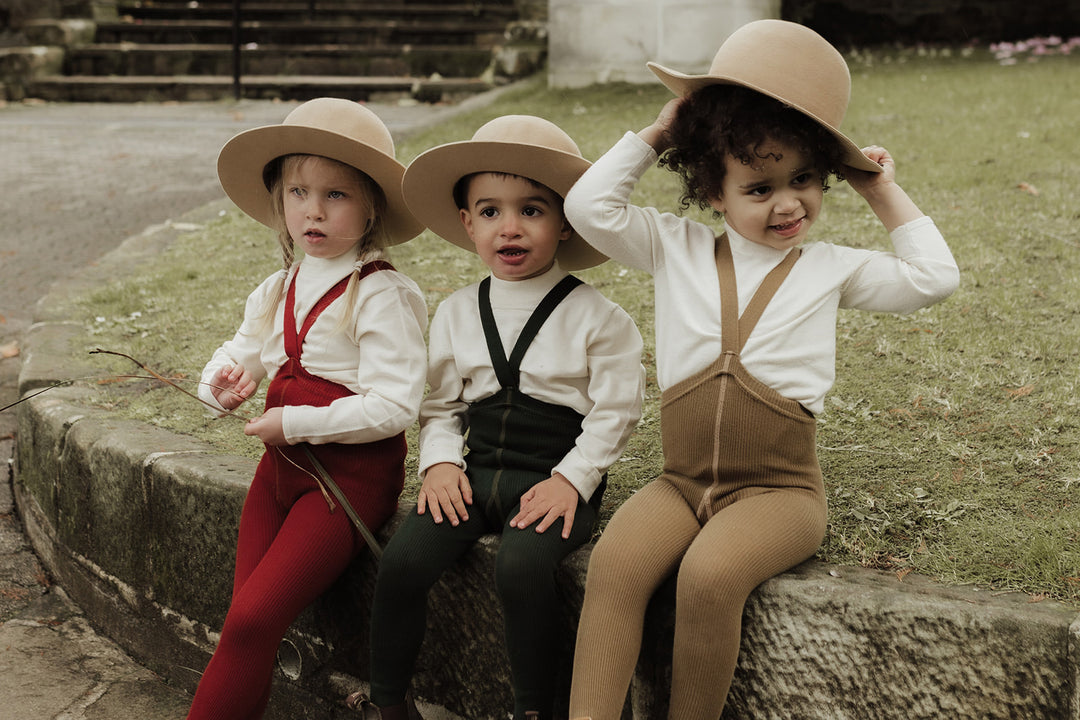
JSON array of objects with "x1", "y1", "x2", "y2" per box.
[{"x1": 4, "y1": 0, "x2": 544, "y2": 102}]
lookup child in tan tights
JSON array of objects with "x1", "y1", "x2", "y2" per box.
[{"x1": 564, "y1": 20, "x2": 959, "y2": 720}]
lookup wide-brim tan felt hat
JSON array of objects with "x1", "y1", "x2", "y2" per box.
[
  {"x1": 401, "y1": 115, "x2": 607, "y2": 270},
  {"x1": 647, "y1": 19, "x2": 882, "y2": 174},
  {"x1": 217, "y1": 97, "x2": 423, "y2": 245}
]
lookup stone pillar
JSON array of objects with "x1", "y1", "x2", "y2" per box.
[{"x1": 548, "y1": 0, "x2": 781, "y2": 88}]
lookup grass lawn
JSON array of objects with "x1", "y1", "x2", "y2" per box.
[{"x1": 68, "y1": 46, "x2": 1080, "y2": 604}]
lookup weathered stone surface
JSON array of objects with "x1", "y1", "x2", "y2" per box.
[
  {"x1": 0, "y1": 45, "x2": 63, "y2": 81},
  {"x1": 634, "y1": 563, "x2": 1077, "y2": 719},
  {"x1": 23, "y1": 18, "x2": 96, "y2": 46}
]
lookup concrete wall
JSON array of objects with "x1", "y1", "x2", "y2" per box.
[
  {"x1": 13, "y1": 201, "x2": 1080, "y2": 719},
  {"x1": 548, "y1": 0, "x2": 781, "y2": 88}
]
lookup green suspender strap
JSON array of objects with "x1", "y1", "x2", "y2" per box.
[{"x1": 477, "y1": 274, "x2": 584, "y2": 389}]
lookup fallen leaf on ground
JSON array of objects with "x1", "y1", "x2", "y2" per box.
[
  {"x1": 1007, "y1": 384, "x2": 1035, "y2": 398},
  {"x1": 0, "y1": 341, "x2": 19, "y2": 359},
  {"x1": 1017, "y1": 182, "x2": 1040, "y2": 196}
]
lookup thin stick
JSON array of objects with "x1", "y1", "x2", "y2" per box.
[{"x1": 89, "y1": 348, "x2": 249, "y2": 420}]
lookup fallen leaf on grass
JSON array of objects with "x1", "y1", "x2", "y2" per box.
[
  {"x1": 1006, "y1": 384, "x2": 1035, "y2": 398},
  {"x1": 896, "y1": 567, "x2": 914, "y2": 582},
  {"x1": 1017, "y1": 182, "x2": 1040, "y2": 196}
]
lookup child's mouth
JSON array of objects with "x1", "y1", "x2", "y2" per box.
[
  {"x1": 770, "y1": 218, "x2": 804, "y2": 237},
  {"x1": 498, "y1": 247, "x2": 527, "y2": 260}
]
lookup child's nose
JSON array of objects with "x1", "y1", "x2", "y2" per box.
[
  {"x1": 306, "y1": 199, "x2": 325, "y2": 220},
  {"x1": 774, "y1": 190, "x2": 801, "y2": 213},
  {"x1": 499, "y1": 215, "x2": 522, "y2": 237}
]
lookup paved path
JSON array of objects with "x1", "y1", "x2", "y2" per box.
[{"x1": 0, "y1": 94, "x2": 489, "y2": 720}]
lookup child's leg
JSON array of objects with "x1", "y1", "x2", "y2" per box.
[
  {"x1": 186, "y1": 490, "x2": 359, "y2": 720},
  {"x1": 231, "y1": 456, "x2": 287, "y2": 599},
  {"x1": 568, "y1": 480, "x2": 702, "y2": 720},
  {"x1": 668, "y1": 487, "x2": 826, "y2": 719},
  {"x1": 368, "y1": 510, "x2": 489, "y2": 707},
  {"x1": 495, "y1": 496, "x2": 599, "y2": 720}
]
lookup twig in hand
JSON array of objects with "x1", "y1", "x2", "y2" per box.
[{"x1": 89, "y1": 348, "x2": 250, "y2": 420}]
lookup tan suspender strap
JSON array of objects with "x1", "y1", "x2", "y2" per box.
[
  {"x1": 715, "y1": 234, "x2": 741, "y2": 354},
  {"x1": 714, "y1": 233, "x2": 802, "y2": 354}
]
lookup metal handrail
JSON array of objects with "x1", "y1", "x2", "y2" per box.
[{"x1": 232, "y1": 0, "x2": 242, "y2": 99}]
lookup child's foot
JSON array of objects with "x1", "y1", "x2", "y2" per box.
[{"x1": 345, "y1": 692, "x2": 424, "y2": 720}]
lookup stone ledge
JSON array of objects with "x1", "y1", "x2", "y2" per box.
[{"x1": 13, "y1": 205, "x2": 1080, "y2": 720}]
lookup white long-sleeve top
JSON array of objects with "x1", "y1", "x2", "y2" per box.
[
  {"x1": 564, "y1": 132, "x2": 960, "y2": 415},
  {"x1": 418, "y1": 264, "x2": 645, "y2": 502},
  {"x1": 199, "y1": 250, "x2": 428, "y2": 445}
]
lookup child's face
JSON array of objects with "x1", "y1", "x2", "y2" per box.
[
  {"x1": 283, "y1": 156, "x2": 374, "y2": 260},
  {"x1": 459, "y1": 173, "x2": 571, "y2": 282},
  {"x1": 708, "y1": 139, "x2": 824, "y2": 251}
]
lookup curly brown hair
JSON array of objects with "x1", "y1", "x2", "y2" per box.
[{"x1": 659, "y1": 84, "x2": 847, "y2": 215}]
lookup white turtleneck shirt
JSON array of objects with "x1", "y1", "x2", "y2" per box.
[
  {"x1": 564, "y1": 131, "x2": 959, "y2": 415},
  {"x1": 199, "y1": 249, "x2": 428, "y2": 445}
]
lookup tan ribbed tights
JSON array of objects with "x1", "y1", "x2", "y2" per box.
[{"x1": 568, "y1": 476, "x2": 825, "y2": 720}]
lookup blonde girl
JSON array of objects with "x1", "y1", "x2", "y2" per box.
[{"x1": 187, "y1": 98, "x2": 428, "y2": 720}]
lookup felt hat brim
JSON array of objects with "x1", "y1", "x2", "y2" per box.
[
  {"x1": 402, "y1": 115, "x2": 607, "y2": 271},
  {"x1": 217, "y1": 98, "x2": 423, "y2": 245},
  {"x1": 647, "y1": 20, "x2": 883, "y2": 175}
]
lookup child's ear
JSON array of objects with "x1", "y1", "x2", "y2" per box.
[
  {"x1": 459, "y1": 208, "x2": 477, "y2": 244},
  {"x1": 708, "y1": 195, "x2": 725, "y2": 215},
  {"x1": 560, "y1": 217, "x2": 573, "y2": 243}
]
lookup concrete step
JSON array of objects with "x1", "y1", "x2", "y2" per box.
[
  {"x1": 23, "y1": 73, "x2": 495, "y2": 102},
  {"x1": 92, "y1": 18, "x2": 508, "y2": 45},
  {"x1": 117, "y1": 1, "x2": 517, "y2": 23},
  {"x1": 64, "y1": 43, "x2": 494, "y2": 78}
]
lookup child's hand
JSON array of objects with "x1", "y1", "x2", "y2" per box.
[
  {"x1": 244, "y1": 407, "x2": 286, "y2": 445},
  {"x1": 844, "y1": 145, "x2": 895, "y2": 196},
  {"x1": 510, "y1": 473, "x2": 581, "y2": 539},
  {"x1": 210, "y1": 364, "x2": 256, "y2": 411},
  {"x1": 417, "y1": 462, "x2": 473, "y2": 526},
  {"x1": 845, "y1": 145, "x2": 924, "y2": 232},
  {"x1": 638, "y1": 97, "x2": 685, "y2": 153}
]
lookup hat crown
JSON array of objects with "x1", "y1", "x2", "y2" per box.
[
  {"x1": 216, "y1": 97, "x2": 422, "y2": 243},
  {"x1": 283, "y1": 97, "x2": 396, "y2": 158},
  {"x1": 471, "y1": 115, "x2": 584, "y2": 158},
  {"x1": 708, "y1": 19, "x2": 851, "y2": 128}
]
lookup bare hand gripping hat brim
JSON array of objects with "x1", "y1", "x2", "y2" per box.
[
  {"x1": 217, "y1": 97, "x2": 423, "y2": 245},
  {"x1": 647, "y1": 19, "x2": 883, "y2": 174},
  {"x1": 401, "y1": 114, "x2": 608, "y2": 270}
]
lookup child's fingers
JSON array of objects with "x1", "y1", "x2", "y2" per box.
[
  {"x1": 509, "y1": 505, "x2": 541, "y2": 530},
  {"x1": 436, "y1": 488, "x2": 463, "y2": 526},
  {"x1": 558, "y1": 504, "x2": 576, "y2": 539},
  {"x1": 444, "y1": 488, "x2": 469, "y2": 524},
  {"x1": 458, "y1": 475, "x2": 474, "y2": 505},
  {"x1": 534, "y1": 504, "x2": 575, "y2": 538}
]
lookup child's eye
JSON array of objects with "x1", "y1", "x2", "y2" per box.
[
  {"x1": 792, "y1": 172, "x2": 814, "y2": 186},
  {"x1": 479, "y1": 207, "x2": 498, "y2": 218},
  {"x1": 328, "y1": 190, "x2": 346, "y2": 200},
  {"x1": 288, "y1": 187, "x2": 305, "y2": 199},
  {"x1": 748, "y1": 186, "x2": 771, "y2": 197},
  {"x1": 522, "y1": 206, "x2": 542, "y2": 217}
]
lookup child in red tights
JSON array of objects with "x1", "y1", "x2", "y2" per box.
[{"x1": 186, "y1": 97, "x2": 428, "y2": 720}]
